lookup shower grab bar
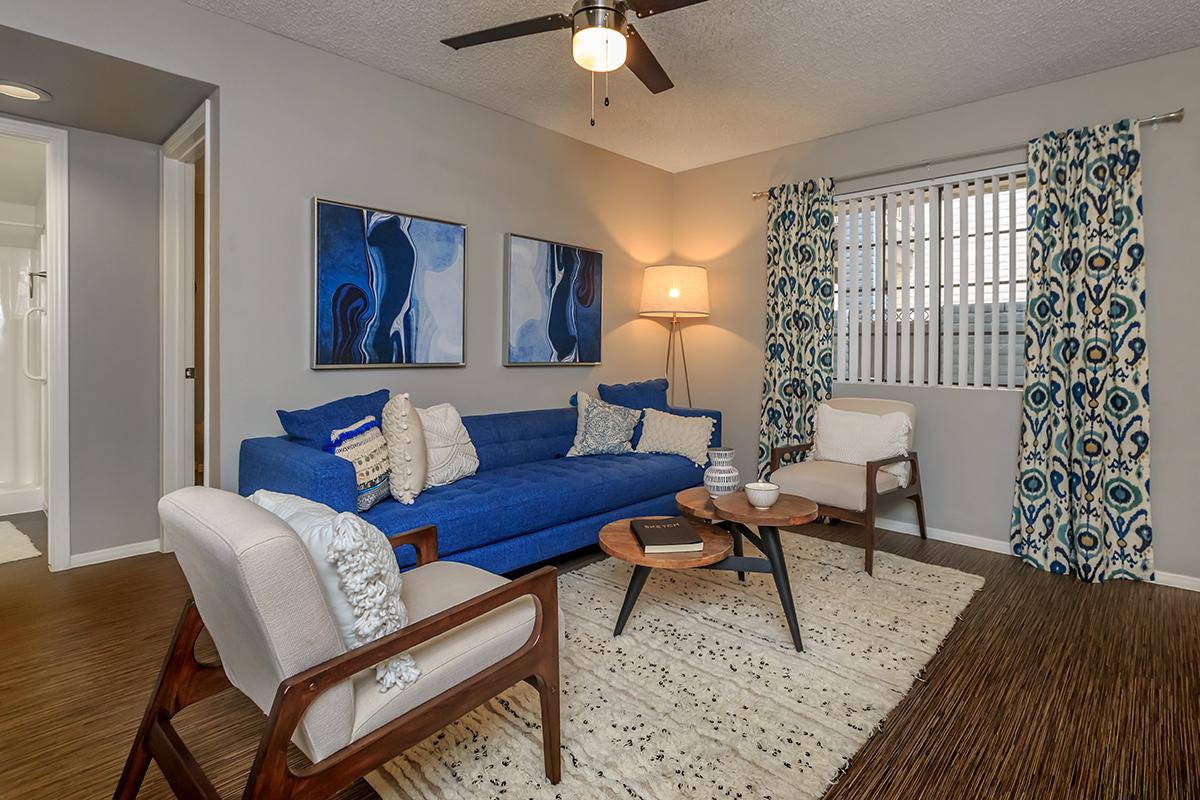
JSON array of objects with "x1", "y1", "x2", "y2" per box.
[{"x1": 22, "y1": 306, "x2": 46, "y2": 383}]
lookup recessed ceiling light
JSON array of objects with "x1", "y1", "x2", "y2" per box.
[{"x1": 0, "y1": 81, "x2": 51, "y2": 102}]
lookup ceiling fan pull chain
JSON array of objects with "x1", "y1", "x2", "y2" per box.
[
  {"x1": 604, "y1": 39, "x2": 611, "y2": 107},
  {"x1": 590, "y1": 70, "x2": 596, "y2": 127}
]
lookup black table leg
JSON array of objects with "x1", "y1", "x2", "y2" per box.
[
  {"x1": 758, "y1": 525, "x2": 804, "y2": 652},
  {"x1": 614, "y1": 565, "x2": 652, "y2": 636},
  {"x1": 729, "y1": 524, "x2": 746, "y2": 582}
]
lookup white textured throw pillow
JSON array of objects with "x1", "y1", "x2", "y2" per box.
[
  {"x1": 635, "y1": 408, "x2": 716, "y2": 466},
  {"x1": 811, "y1": 404, "x2": 913, "y2": 485},
  {"x1": 417, "y1": 403, "x2": 479, "y2": 487},
  {"x1": 382, "y1": 393, "x2": 427, "y2": 504},
  {"x1": 248, "y1": 490, "x2": 420, "y2": 692}
]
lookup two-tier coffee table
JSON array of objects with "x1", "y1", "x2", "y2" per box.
[
  {"x1": 598, "y1": 516, "x2": 733, "y2": 636},
  {"x1": 600, "y1": 489, "x2": 818, "y2": 651}
]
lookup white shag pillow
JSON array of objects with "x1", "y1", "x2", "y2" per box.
[
  {"x1": 634, "y1": 408, "x2": 716, "y2": 466},
  {"x1": 248, "y1": 490, "x2": 420, "y2": 692},
  {"x1": 417, "y1": 403, "x2": 479, "y2": 488},
  {"x1": 811, "y1": 404, "x2": 913, "y2": 485},
  {"x1": 382, "y1": 393, "x2": 427, "y2": 505}
]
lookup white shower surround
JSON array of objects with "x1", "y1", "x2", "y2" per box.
[{"x1": 0, "y1": 210, "x2": 45, "y2": 516}]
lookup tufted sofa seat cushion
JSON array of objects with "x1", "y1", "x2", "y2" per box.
[{"x1": 363, "y1": 452, "x2": 701, "y2": 568}]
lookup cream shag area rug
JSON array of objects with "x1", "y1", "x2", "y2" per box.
[
  {"x1": 0, "y1": 521, "x2": 41, "y2": 564},
  {"x1": 368, "y1": 534, "x2": 984, "y2": 800}
]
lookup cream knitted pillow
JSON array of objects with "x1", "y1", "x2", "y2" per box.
[
  {"x1": 418, "y1": 403, "x2": 479, "y2": 487},
  {"x1": 381, "y1": 393, "x2": 427, "y2": 504},
  {"x1": 635, "y1": 408, "x2": 716, "y2": 466}
]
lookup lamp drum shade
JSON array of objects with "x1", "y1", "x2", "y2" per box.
[{"x1": 639, "y1": 265, "x2": 710, "y2": 318}]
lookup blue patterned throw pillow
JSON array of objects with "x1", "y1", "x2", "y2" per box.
[{"x1": 567, "y1": 395, "x2": 641, "y2": 457}]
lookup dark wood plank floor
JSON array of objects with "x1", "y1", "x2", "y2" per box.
[{"x1": 0, "y1": 515, "x2": 1195, "y2": 799}]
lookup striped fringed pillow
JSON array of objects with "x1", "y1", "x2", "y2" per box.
[{"x1": 325, "y1": 415, "x2": 391, "y2": 511}]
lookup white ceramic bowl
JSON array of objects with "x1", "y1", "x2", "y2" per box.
[{"x1": 744, "y1": 481, "x2": 780, "y2": 510}]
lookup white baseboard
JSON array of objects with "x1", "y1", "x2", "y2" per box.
[
  {"x1": 875, "y1": 516, "x2": 1199, "y2": 592},
  {"x1": 1155, "y1": 571, "x2": 1200, "y2": 592},
  {"x1": 874, "y1": 516, "x2": 1014, "y2": 555},
  {"x1": 69, "y1": 538, "x2": 162, "y2": 569}
]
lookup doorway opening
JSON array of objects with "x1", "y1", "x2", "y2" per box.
[
  {"x1": 0, "y1": 117, "x2": 69, "y2": 571},
  {"x1": 161, "y1": 99, "x2": 215, "y2": 522}
]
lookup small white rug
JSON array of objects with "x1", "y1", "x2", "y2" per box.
[
  {"x1": 368, "y1": 534, "x2": 984, "y2": 800},
  {"x1": 0, "y1": 521, "x2": 41, "y2": 564}
]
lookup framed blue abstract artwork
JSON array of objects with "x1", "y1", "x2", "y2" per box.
[
  {"x1": 504, "y1": 233, "x2": 602, "y2": 366},
  {"x1": 313, "y1": 198, "x2": 465, "y2": 368}
]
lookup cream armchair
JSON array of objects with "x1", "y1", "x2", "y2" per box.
[
  {"x1": 115, "y1": 487, "x2": 560, "y2": 800},
  {"x1": 769, "y1": 398, "x2": 927, "y2": 575}
]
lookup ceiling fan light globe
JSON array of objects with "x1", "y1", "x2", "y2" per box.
[{"x1": 572, "y1": 25, "x2": 627, "y2": 72}]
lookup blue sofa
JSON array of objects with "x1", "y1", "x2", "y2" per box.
[{"x1": 239, "y1": 403, "x2": 721, "y2": 574}]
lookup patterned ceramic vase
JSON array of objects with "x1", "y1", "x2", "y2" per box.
[{"x1": 703, "y1": 447, "x2": 740, "y2": 498}]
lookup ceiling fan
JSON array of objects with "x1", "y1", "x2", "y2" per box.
[{"x1": 442, "y1": 0, "x2": 710, "y2": 124}]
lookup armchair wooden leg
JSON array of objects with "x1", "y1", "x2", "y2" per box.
[
  {"x1": 911, "y1": 493, "x2": 928, "y2": 540},
  {"x1": 530, "y1": 671, "x2": 561, "y2": 784},
  {"x1": 114, "y1": 600, "x2": 230, "y2": 800},
  {"x1": 863, "y1": 513, "x2": 875, "y2": 576}
]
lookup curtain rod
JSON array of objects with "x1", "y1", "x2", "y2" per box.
[{"x1": 750, "y1": 108, "x2": 1185, "y2": 200}]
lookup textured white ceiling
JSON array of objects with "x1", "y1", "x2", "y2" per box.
[{"x1": 183, "y1": 0, "x2": 1200, "y2": 172}]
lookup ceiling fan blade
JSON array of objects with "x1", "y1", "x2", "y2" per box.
[
  {"x1": 624, "y1": 25, "x2": 674, "y2": 93},
  {"x1": 441, "y1": 13, "x2": 571, "y2": 50},
  {"x1": 623, "y1": 0, "x2": 709, "y2": 19}
]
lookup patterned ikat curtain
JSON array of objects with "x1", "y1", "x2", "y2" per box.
[
  {"x1": 757, "y1": 179, "x2": 837, "y2": 477},
  {"x1": 1011, "y1": 119, "x2": 1154, "y2": 582}
]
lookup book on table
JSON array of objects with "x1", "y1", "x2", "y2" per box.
[{"x1": 630, "y1": 516, "x2": 703, "y2": 554}]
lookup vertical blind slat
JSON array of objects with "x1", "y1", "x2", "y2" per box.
[
  {"x1": 1007, "y1": 174, "x2": 1018, "y2": 388},
  {"x1": 960, "y1": 181, "x2": 969, "y2": 388},
  {"x1": 914, "y1": 189, "x2": 926, "y2": 386},
  {"x1": 928, "y1": 187, "x2": 940, "y2": 387},
  {"x1": 874, "y1": 197, "x2": 884, "y2": 383},
  {"x1": 943, "y1": 185, "x2": 955, "y2": 386},
  {"x1": 847, "y1": 201, "x2": 860, "y2": 382},
  {"x1": 900, "y1": 192, "x2": 911, "y2": 385},
  {"x1": 973, "y1": 178, "x2": 985, "y2": 387},
  {"x1": 991, "y1": 178, "x2": 1001, "y2": 386}
]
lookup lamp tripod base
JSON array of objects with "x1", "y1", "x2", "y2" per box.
[{"x1": 664, "y1": 313, "x2": 693, "y2": 407}]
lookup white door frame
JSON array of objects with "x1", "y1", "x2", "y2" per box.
[
  {"x1": 0, "y1": 115, "x2": 70, "y2": 571},
  {"x1": 160, "y1": 100, "x2": 214, "y2": 537}
]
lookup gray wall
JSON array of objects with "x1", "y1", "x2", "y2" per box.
[
  {"x1": 67, "y1": 128, "x2": 161, "y2": 555},
  {"x1": 672, "y1": 47, "x2": 1200, "y2": 580},
  {"x1": 2, "y1": 0, "x2": 675, "y2": 554}
]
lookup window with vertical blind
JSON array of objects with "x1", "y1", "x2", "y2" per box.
[{"x1": 834, "y1": 166, "x2": 1028, "y2": 388}]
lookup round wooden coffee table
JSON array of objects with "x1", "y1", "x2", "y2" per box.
[
  {"x1": 599, "y1": 516, "x2": 732, "y2": 635},
  {"x1": 713, "y1": 491, "x2": 818, "y2": 651}
]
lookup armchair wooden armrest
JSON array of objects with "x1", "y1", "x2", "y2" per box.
[
  {"x1": 387, "y1": 525, "x2": 438, "y2": 566},
  {"x1": 865, "y1": 451, "x2": 922, "y2": 498},
  {"x1": 770, "y1": 442, "x2": 812, "y2": 473},
  {"x1": 246, "y1": 565, "x2": 561, "y2": 797}
]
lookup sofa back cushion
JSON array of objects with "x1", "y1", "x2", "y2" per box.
[
  {"x1": 278, "y1": 389, "x2": 390, "y2": 449},
  {"x1": 598, "y1": 378, "x2": 669, "y2": 411},
  {"x1": 463, "y1": 408, "x2": 577, "y2": 471}
]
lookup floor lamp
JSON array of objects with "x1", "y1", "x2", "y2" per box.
[{"x1": 639, "y1": 265, "x2": 710, "y2": 407}]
